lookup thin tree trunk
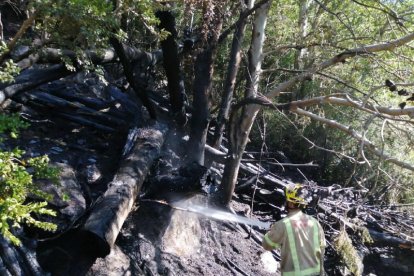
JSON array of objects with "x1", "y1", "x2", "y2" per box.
[
  {"x1": 0, "y1": 12, "x2": 3, "y2": 41},
  {"x1": 187, "y1": 7, "x2": 223, "y2": 165},
  {"x1": 294, "y1": 0, "x2": 310, "y2": 70},
  {"x1": 212, "y1": 0, "x2": 255, "y2": 149},
  {"x1": 218, "y1": 0, "x2": 272, "y2": 206}
]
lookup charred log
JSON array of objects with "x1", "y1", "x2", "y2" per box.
[
  {"x1": 0, "y1": 65, "x2": 72, "y2": 105},
  {"x1": 83, "y1": 123, "x2": 168, "y2": 256},
  {"x1": 0, "y1": 235, "x2": 46, "y2": 276}
]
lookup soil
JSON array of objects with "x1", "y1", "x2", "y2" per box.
[{"x1": 10, "y1": 111, "x2": 413, "y2": 276}]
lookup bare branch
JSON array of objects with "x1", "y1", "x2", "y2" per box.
[
  {"x1": 0, "y1": 11, "x2": 38, "y2": 64},
  {"x1": 289, "y1": 95, "x2": 414, "y2": 118},
  {"x1": 292, "y1": 107, "x2": 414, "y2": 171},
  {"x1": 265, "y1": 31, "x2": 414, "y2": 98}
]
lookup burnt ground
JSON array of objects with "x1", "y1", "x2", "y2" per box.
[
  {"x1": 0, "y1": 66, "x2": 412, "y2": 275},
  {"x1": 6, "y1": 115, "x2": 279, "y2": 276},
  {"x1": 7, "y1": 105, "x2": 414, "y2": 276},
  {"x1": 1, "y1": 69, "x2": 412, "y2": 275},
  {"x1": 1, "y1": 70, "x2": 282, "y2": 275}
]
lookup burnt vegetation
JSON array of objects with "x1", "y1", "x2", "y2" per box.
[{"x1": 0, "y1": 1, "x2": 414, "y2": 275}]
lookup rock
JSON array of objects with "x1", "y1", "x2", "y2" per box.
[
  {"x1": 33, "y1": 163, "x2": 86, "y2": 229},
  {"x1": 86, "y1": 163, "x2": 102, "y2": 184},
  {"x1": 87, "y1": 245, "x2": 133, "y2": 276},
  {"x1": 260, "y1": 251, "x2": 279, "y2": 274},
  {"x1": 162, "y1": 197, "x2": 202, "y2": 257}
]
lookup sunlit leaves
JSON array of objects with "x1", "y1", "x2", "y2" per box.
[{"x1": 0, "y1": 115, "x2": 59, "y2": 245}]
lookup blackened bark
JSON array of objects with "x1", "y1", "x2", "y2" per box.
[
  {"x1": 0, "y1": 65, "x2": 72, "y2": 105},
  {"x1": 110, "y1": 37, "x2": 157, "y2": 119},
  {"x1": 212, "y1": 6, "x2": 251, "y2": 149},
  {"x1": 187, "y1": 4, "x2": 223, "y2": 165},
  {"x1": 83, "y1": 123, "x2": 168, "y2": 256},
  {"x1": 188, "y1": 48, "x2": 215, "y2": 165},
  {"x1": 156, "y1": 10, "x2": 186, "y2": 125}
]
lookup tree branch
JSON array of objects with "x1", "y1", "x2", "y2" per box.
[
  {"x1": 0, "y1": 11, "x2": 37, "y2": 64},
  {"x1": 218, "y1": 0, "x2": 271, "y2": 44},
  {"x1": 292, "y1": 107, "x2": 414, "y2": 171},
  {"x1": 265, "y1": 31, "x2": 414, "y2": 98}
]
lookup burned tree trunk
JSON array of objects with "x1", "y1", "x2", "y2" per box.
[
  {"x1": 188, "y1": 48, "x2": 216, "y2": 165},
  {"x1": 83, "y1": 123, "x2": 168, "y2": 256},
  {"x1": 156, "y1": 9, "x2": 187, "y2": 125},
  {"x1": 212, "y1": 0, "x2": 254, "y2": 149},
  {"x1": 187, "y1": 6, "x2": 223, "y2": 165},
  {"x1": 110, "y1": 37, "x2": 157, "y2": 119}
]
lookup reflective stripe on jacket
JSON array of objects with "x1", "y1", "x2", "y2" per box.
[{"x1": 263, "y1": 210, "x2": 326, "y2": 276}]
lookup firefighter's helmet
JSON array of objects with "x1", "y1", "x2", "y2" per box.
[{"x1": 285, "y1": 183, "x2": 310, "y2": 205}]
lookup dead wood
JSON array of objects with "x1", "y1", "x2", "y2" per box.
[
  {"x1": 19, "y1": 91, "x2": 128, "y2": 128},
  {"x1": 0, "y1": 235, "x2": 46, "y2": 276},
  {"x1": 144, "y1": 162, "x2": 207, "y2": 200},
  {"x1": 0, "y1": 257, "x2": 11, "y2": 276},
  {"x1": 17, "y1": 46, "x2": 162, "y2": 70},
  {"x1": 110, "y1": 37, "x2": 157, "y2": 119},
  {"x1": 156, "y1": 9, "x2": 187, "y2": 124},
  {"x1": 369, "y1": 229, "x2": 414, "y2": 248},
  {"x1": 17, "y1": 48, "x2": 117, "y2": 70},
  {"x1": 83, "y1": 123, "x2": 168, "y2": 256},
  {"x1": 0, "y1": 64, "x2": 72, "y2": 105},
  {"x1": 0, "y1": 236, "x2": 21, "y2": 276},
  {"x1": 210, "y1": 141, "x2": 414, "y2": 252}
]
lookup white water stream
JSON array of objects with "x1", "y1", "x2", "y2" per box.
[{"x1": 171, "y1": 201, "x2": 271, "y2": 229}]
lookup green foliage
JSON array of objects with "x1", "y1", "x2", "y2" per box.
[
  {"x1": 0, "y1": 114, "x2": 59, "y2": 245},
  {"x1": 0, "y1": 42, "x2": 21, "y2": 83},
  {"x1": 30, "y1": 0, "x2": 163, "y2": 48},
  {"x1": 0, "y1": 113, "x2": 29, "y2": 139}
]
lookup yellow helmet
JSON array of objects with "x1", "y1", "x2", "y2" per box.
[{"x1": 285, "y1": 183, "x2": 308, "y2": 205}]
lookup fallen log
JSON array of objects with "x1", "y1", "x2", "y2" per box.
[
  {"x1": 48, "y1": 87, "x2": 129, "y2": 119},
  {"x1": 13, "y1": 94, "x2": 122, "y2": 132},
  {"x1": 0, "y1": 65, "x2": 72, "y2": 105},
  {"x1": 17, "y1": 48, "x2": 117, "y2": 70},
  {"x1": 369, "y1": 229, "x2": 414, "y2": 249},
  {"x1": 83, "y1": 123, "x2": 168, "y2": 256},
  {"x1": 0, "y1": 256, "x2": 11, "y2": 276},
  {"x1": 21, "y1": 91, "x2": 128, "y2": 128},
  {"x1": 0, "y1": 236, "x2": 22, "y2": 276},
  {"x1": 0, "y1": 235, "x2": 46, "y2": 276}
]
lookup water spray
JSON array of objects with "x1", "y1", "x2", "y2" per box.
[{"x1": 171, "y1": 200, "x2": 271, "y2": 229}]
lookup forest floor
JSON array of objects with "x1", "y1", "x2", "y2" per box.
[
  {"x1": 8, "y1": 99, "x2": 414, "y2": 276},
  {"x1": 8, "y1": 115, "x2": 278, "y2": 276}
]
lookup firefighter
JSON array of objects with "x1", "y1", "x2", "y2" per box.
[{"x1": 262, "y1": 184, "x2": 326, "y2": 276}]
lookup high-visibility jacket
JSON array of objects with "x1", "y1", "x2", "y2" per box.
[{"x1": 263, "y1": 210, "x2": 326, "y2": 276}]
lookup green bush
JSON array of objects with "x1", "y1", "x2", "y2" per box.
[{"x1": 0, "y1": 114, "x2": 59, "y2": 245}]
